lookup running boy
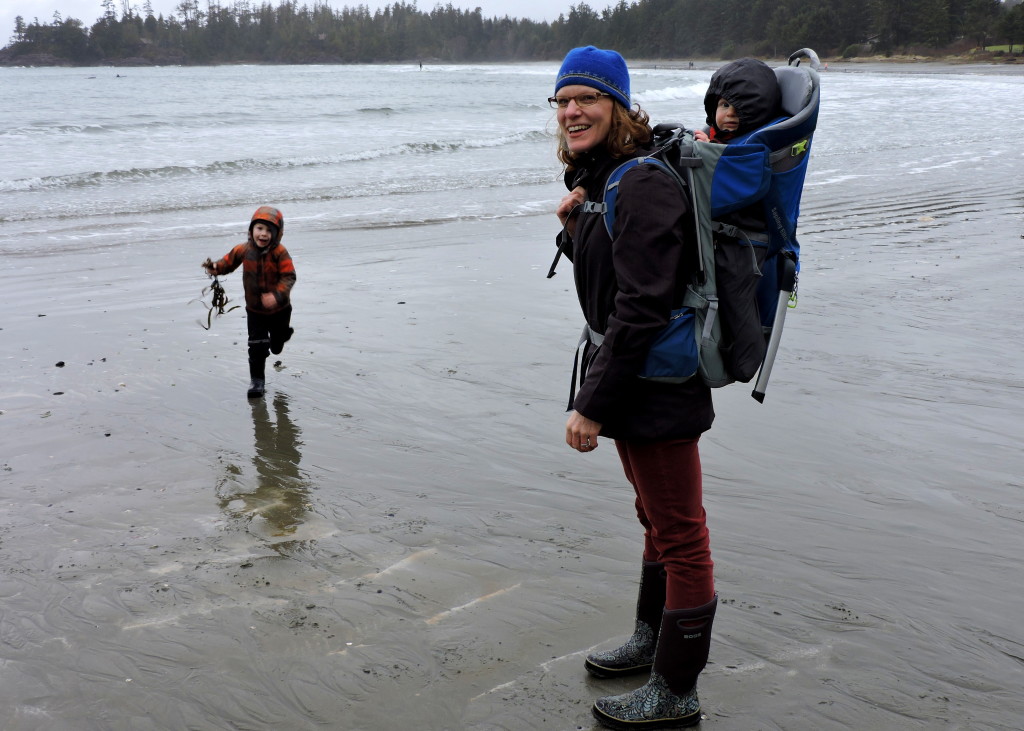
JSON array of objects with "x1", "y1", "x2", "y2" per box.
[
  {"x1": 203, "y1": 206, "x2": 296, "y2": 399},
  {"x1": 695, "y1": 57, "x2": 781, "y2": 143}
]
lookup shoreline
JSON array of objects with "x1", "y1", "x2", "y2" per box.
[{"x1": 3, "y1": 51, "x2": 1022, "y2": 69}]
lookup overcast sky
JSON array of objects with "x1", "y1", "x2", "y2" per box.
[{"x1": 3, "y1": 0, "x2": 607, "y2": 43}]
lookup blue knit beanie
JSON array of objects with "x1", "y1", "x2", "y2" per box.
[{"x1": 555, "y1": 46, "x2": 631, "y2": 109}]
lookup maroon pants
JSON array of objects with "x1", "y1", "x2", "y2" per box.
[{"x1": 616, "y1": 437, "x2": 715, "y2": 609}]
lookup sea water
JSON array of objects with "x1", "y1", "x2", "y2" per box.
[
  {"x1": 1, "y1": 63, "x2": 563, "y2": 253},
  {"x1": 5, "y1": 61, "x2": 1021, "y2": 257}
]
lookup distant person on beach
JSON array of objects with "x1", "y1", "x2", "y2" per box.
[
  {"x1": 550, "y1": 45, "x2": 717, "y2": 729},
  {"x1": 694, "y1": 57, "x2": 781, "y2": 143},
  {"x1": 203, "y1": 206, "x2": 296, "y2": 399}
]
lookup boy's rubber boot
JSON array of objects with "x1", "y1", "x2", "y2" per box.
[
  {"x1": 247, "y1": 357, "x2": 266, "y2": 399},
  {"x1": 270, "y1": 327, "x2": 293, "y2": 355},
  {"x1": 585, "y1": 560, "x2": 667, "y2": 678},
  {"x1": 592, "y1": 595, "x2": 717, "y2": 730}
]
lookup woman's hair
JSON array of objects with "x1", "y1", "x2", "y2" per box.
[{"x1": 557, "y1": 103, "x2": 652, "y2": 171}]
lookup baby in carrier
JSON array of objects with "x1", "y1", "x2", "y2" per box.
[
  {"x1": 694, "y1": 58, "x2": 784, "y2": 239},
  {"x1": 696, "y1": 57, "x2": 782, "y2": 144},
  {"x1": 671, "y1": 54, "x2": 816, "y2": 400}
]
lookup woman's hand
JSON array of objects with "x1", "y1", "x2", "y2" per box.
[
  {"x1": 556, "y1": 186, "x2": 586, "y2": 237},
  {"x1": 566, "y1": 410, "x2": 602, "y2": 453}
]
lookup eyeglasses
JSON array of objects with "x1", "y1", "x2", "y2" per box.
[{"x1": 547, "y1": 92, "x2": 610, "y2": 109}]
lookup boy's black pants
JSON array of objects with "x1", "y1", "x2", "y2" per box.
[{"x1": 247, "y1": 306, "x2": 292, "y2": 379}]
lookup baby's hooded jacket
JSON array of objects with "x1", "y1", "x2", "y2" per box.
[{"x1": 703, "y1": 58, "x2": 781, "y2": 139}]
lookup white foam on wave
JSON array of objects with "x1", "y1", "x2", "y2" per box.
[
  {"x1": 1, "y1": 131, "x2": 549, "y2": 196},
  {"x1": 901, "y1": 157, "x2": 972, "y2": 174},
  {"x1": 804, "y1": 172, "x2": 864, "y2": 188},
  {"x1": 634, "y1": 83, "x2": 707, "y2": 104}
]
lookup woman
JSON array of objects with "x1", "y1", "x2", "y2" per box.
[{"x1": 550, "y1": 46, "x2": 718, "y2": 729}]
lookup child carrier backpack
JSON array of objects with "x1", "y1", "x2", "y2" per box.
[{"x1": 555, "y1": 49, "x2": 821, "y2": 403}]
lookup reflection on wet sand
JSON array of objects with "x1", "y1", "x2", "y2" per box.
[{"x1": 218, "y1": 392, "x2": 314, "y2": 547}]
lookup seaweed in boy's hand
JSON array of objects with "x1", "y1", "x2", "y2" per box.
[{"x1": 192, "y1": 274, "x2": 240, "y2": 330}]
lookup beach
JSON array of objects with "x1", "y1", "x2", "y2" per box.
[
  {"x1": 4, "y1": 201, "x2": 1024, "y2": 728},
  {"x1": 3, "y1": 61, "x2": 1024, "y2": 729}
]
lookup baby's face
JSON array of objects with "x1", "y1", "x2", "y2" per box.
[{"x1": 715, "y1": 98, "x2": 740, "y2": 132}]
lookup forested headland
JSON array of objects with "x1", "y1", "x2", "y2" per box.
[{"x1": 2, "y1": 0, "x2": 1023, "y2": 66}]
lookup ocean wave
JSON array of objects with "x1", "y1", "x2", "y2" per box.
[
  {"x1": 412, "y1": 64, "x2": 551, "y2": 76},
  {"x1": 803, "y1": 171, "x2": 865, "y2": 188},
  {"x1": 0, "y1": 130, "x2": 550, "y2": 194},
  {"x1": 0, "y1": 191, "x2": 555, "y2": 255},
  {"x1": 0, "y1": 166, "x2": 557, "y2": 225},
  {"x1": 1, "y1": 123, "x2": 111, "y2": 137},
  {"x1": 0, "y1": 114, "x2": 234, "y2": 138},
  {"x1": 311, "y1": 205, "x2": 551, "y2": 232},
  {"x1": 3, "y1": 214, "x2": 552, "y2": 258},
  {"x1": 633, "y1": 83, "x2": 706, "y2": 103}
]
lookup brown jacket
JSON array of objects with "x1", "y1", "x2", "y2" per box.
[{"x1": 563, "y1": 146, "x2": 714, "y2": 441}]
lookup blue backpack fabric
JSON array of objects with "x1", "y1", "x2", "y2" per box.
[{"x1": 579, "y1": 49, "x2": 820, "y2": 401}]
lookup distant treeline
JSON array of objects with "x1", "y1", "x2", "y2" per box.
[{"x1": 3, "y1": 0, "x2": 1023, "y2": 65}]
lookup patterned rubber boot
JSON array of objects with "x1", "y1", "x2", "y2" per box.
[
  {"x1": 592, "y1": 595, "x2": 717, "y2": 730},
  {"x1": 585, "y1": 560, "x2": 667, "y2": 678}
]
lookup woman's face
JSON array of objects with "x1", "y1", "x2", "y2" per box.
[{"x1": 556, "y1": 84, "x2": 614, "y2": 155}]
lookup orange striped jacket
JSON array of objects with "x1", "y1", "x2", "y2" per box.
[{"x1": 210, "y1": 241, "x2": 296, "y2": 314}]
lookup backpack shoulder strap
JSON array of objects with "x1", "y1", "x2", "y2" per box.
[{"x1": 583, "y1": 156, "x2": 676, "y2": 239}]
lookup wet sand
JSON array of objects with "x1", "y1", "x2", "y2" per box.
[{"x1": 3, "y1": 206, "x2": 1023, "y2": 729}]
